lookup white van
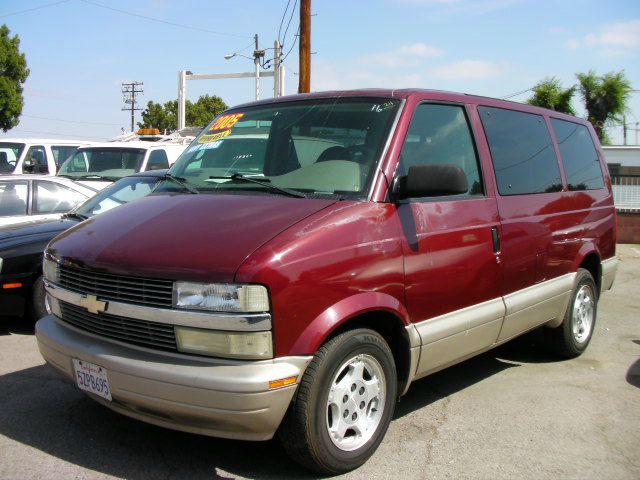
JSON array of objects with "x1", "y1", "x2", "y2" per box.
[
  {"x1": 0, "y1": 139, "x2": 91, "y2": 176},
  {"x1": 56, "y1": 141, "x2": 187, "y2": 189}
]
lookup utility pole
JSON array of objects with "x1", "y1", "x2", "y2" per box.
[
  {"x1": 121, "y1": 81, "x2": 144, "y2": 132},
  {"x1": 253, "y1": 34, "x2": 265, "y2": 100},
  {"x1": 298, "y1": 0, "x2": 311, "y2": 93}
]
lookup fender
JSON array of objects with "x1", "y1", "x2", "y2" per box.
[
  {"x1": 288, "y1": 292, "x2": 411, "y2": 355},
  {"x1": 571, "y1": 242, "x2": 601, "y2": 273}
]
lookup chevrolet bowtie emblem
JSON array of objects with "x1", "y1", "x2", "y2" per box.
[{"x1": 79, "y1": 294, "x2": 108, "y2": 314}]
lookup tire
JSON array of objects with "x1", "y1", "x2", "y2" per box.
[
  {"x1": 30, "y1": 276, "x2": 50, "y2": 321},
  {"x1": 279, "y1": 328, "x2": 397, "y2": 475},
  {"x1": 544, "y1": 268, "x2": 598, "y2": 358}
]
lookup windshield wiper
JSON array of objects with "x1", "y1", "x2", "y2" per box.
[
  {"x1": 163, "y1": 172, "x2": 199, "y2": 194},
  {"x1": 62, "y1": 212, "x2": 89, "y2": 221},
  {"x1": 208, "y1": 173, "x2": 306, "y2": 199}
]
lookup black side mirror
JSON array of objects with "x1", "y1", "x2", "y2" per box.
[{"x1": 393, "y1": 164, "x2": 468, "y2": 200}]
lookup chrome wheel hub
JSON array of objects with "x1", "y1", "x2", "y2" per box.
[
  {"x1": 326, "y1": 353, "x2": 386, "y2": 451},
  {"x1": 572, "y1": 285, "x2": 595, "y2": 344}
]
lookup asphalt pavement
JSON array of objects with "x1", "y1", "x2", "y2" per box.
[{"x1": 1, "y1": 245, "x2": 639, "y2": 479}]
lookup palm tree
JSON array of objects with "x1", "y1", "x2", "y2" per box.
[
  {"x1": 576, "y1": 70, "x2": 632, "y2": 143},
  {"x1": 527, "y1": 77, "x2": 576, "y2": 115}
]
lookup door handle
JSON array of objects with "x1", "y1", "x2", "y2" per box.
[{"x1": 491, "y1": 226, "x2": 500, "y2": 254}]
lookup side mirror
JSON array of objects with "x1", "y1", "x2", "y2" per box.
[{"x1": 393, "y1": 164, "x2": 468, "y2": 200}]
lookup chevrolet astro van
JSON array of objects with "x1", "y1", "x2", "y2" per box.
[{"x1": 36, "y1": 89, "x2": 618, "y2": 474}]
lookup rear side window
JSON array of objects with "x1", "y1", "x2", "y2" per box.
[
  {"x1": 479, "y1": 107, "x2": 562, "y2": 195},
  {"x1": 398, "y1": 103, "x2": 483, "y2": 195},
  {"x1": 551, "y1": 119, "x2": 604, "y2": 190}
]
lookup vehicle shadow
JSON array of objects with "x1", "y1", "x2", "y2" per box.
[
  {"x1": 626, "y1": 340, "x2": 640, "y2": 389},
  {"x1": 0, "y1": 364, "x2": 317, "y2": 480},
  {"x1": 395, "y1": 330, "x2": 557, "y2": 418},
  {"x1": 0, "y1": 333, "x2": 559, "y2": 479},
  {"x1": 0, "y1": 316, "x2": 35, "y2": 336}
]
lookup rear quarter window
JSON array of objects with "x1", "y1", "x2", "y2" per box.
[
  {"x1": 551, "y1": 118, "x2": 605, "y2": 190},
  {"x1": 479, "y1": 106, "x2": 563, "y2": 195}
]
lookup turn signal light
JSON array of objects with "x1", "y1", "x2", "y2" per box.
[
  {"x1": 2, "y1": 282, "x2": 23, "y2": 289},
  {"x1": 268, "y1": 376, "x2": 298, "y2": 390}
]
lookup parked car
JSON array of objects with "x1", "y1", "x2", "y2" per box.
[
  {"x1": 0, "y1": 174, "x2": 97, "y2": 227},
  {"x1": 0, "y1": 139, "x2": 91, "y2": 175},
  {"x1": 0, "y1": 169, "x2": 168, "y2": 320},
  {"x1": 36, "y1": 90, "x2": 617, "y2": 474},
  {"x1": 56, "y1": 141, "x2": 187, "y2": 190}
]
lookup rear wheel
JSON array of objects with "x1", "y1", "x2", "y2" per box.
[
  {"x1": 279, "y1": 328, "x2": 397, "y2": 475},
  {"x1": 545, "y1": 268, "x2": 597, "y2": 358}
]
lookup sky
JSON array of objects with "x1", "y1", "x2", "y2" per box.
[{"x1": 1, "y1": 0, "x2": 639, "y2": 144}]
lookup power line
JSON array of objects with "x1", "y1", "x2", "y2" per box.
[
  {"x1": 281, "y1": 0, "x2": 298, "y2": 45},
  {"x1": 80, "y1": 0, "x2": 252, "y2": 39},
  {"x1": 23, "y1": 114, "x2": 121, "y2": 126},
  {"x1": 502, "y1": 87, "x2": 534, "y2": 99},
  {"x1": 0, "y1": 0, "x2": 70, "y2": 18},
  {"x1": 278, "y1": 0, "x2": 293, "y2": 42},
  {"x1": 281, "y1": 26, "x2": 300, "y2": 63}
]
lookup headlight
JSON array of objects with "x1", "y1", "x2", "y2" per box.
[
  {"x1": 173, "y1": 282, "x2": 269, "y2": 313},
  {"x1": 43, "y1": 256, "x2": 59, "y2": 283},
  {"x1": 175, "y1": 327, "x2": 272, "y2": 359}
]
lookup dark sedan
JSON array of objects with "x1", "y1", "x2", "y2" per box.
[{"x1": 0, "y1": 169, "x2": 168, "y2": 320}]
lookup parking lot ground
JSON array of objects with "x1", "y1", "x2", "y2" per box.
[{"x1": 1, "y1": 245, "x2": 639, "y2": 480}]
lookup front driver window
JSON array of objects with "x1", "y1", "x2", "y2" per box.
[{"x1": 398, "y1": 103, "x2": 483, "y2": 196}]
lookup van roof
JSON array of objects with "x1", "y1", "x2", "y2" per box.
[{"x1": 230, "y1": 88, "x2": 589, "y2": 126}]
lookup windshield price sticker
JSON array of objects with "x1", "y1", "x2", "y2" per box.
[
  {"x1": 208, "y1": 113, "x2": 245, "y2": 132},
  {"x1": 198, "y1": 130, "x2": 231, "y2": 144},
  {"x1": 201, "y1": 140, "x2": 223, "y2": 150},
  {"x1": 72, "y1": 358, "x2": 112, "y2": 401}
]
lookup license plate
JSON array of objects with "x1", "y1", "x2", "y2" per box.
[{"x1": 72, "y1": 359, "x2": 112, "y2": 401}]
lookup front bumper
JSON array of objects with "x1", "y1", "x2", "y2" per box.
[{"x1": 36, "y1": 315, "x2": 311, "y2": 441}]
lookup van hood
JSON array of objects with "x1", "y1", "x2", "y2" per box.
[{"x1": 48, "y1": 193, "x2": 337, "y2": 282}]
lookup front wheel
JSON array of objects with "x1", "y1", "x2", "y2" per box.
[
  {"x1": 31, "y1": 275, "x2": 50, "y2": 321},
  {"x1": 544, "y1": 268, "x2": 598, "y2": 358},
  {"x1": 279, "y1": 328, "x2": 397, "y2": 475}
]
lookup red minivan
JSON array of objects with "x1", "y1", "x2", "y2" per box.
[{"x1": 36, "y1": 89, "x2": 618, "y2": 474}]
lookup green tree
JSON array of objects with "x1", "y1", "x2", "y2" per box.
[
  {"x1": 527, "y1": 77, "x2": 576, "y2": 115},
  {"x1": 576, "y1": 70, "x2": 632, "y2": 143},
  {"x1": 138, "y1": 94, "x2": 227, "y2": 131},
  {"x1": 0, "y1": 24, "x2": 30, "y2": 132}
]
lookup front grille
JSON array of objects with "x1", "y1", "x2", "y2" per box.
[
  {"x1": 58, "y1": 264, "x2": 174, "y2": 308},
  {"x1": 59, "y1": 301, "x2": 177, "y2": 351}
]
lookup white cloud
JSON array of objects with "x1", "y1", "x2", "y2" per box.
[
  {"x1": 358, "y1": 42, "x2": 444, "y2": 68},
  {"x1": 312, "y1": 59, "x2": 425, "y2": 91},
  {"x1": 430, "y1": 60, "x2": 507, "y2": 79},
  {"x1": 565, "y1": 20, "x2": 640, "y2": 56}
]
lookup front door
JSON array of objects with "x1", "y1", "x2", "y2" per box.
[{"x1": 395, "y1": 102, "x2": 503, "y2": 377}]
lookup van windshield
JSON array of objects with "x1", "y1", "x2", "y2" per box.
[
  {"x1": 166, "y1": 97, "x2": 401, "y2": 198},
  {"x1": 58, "y1": 148, "x2": 146, "y2": 180},
  {"x1": 0, "y1": 142, "x2": 25, "y2": 173}
]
